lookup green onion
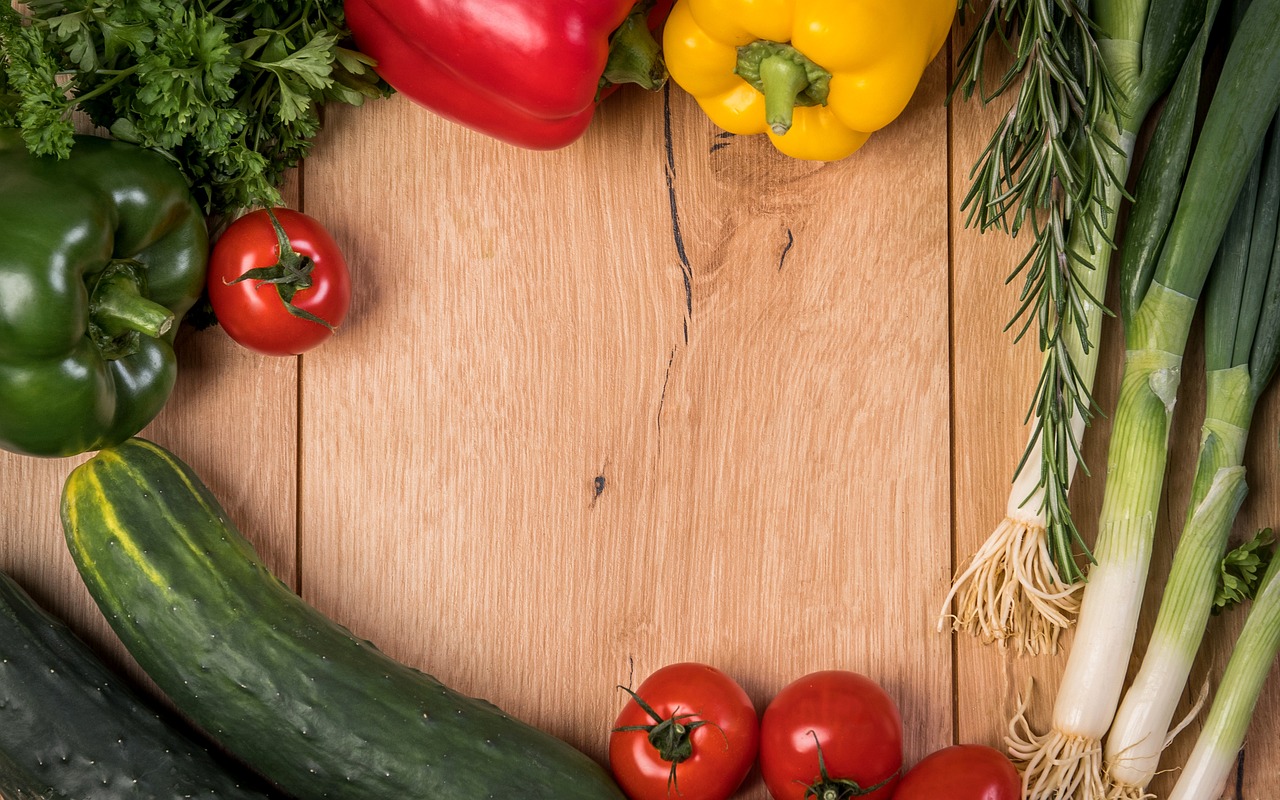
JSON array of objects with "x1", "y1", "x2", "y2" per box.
[
  {"x1": 1166, "y1": 542, "x2": 1280, "y2": 800},
  {"x1": 1008, "y1": 0, "x2": 1280, "y2": 795},
  {"x1": 941, "y1": 0, "x2": 1210, "y2": 655},
  {"x1": 1102, "y1": 104, "x2": 1280, "y2": 798}
]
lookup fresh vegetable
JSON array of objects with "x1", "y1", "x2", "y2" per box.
[
  {"x1": 608, "y1": 662, "x2": 758, "y2": 800},
  {"x1": 0, "y1": 569, "x2": 279, "y2": 799},
  {"x1": 894, "y1": 744, "x2": 1020, "y2": 800},
  {"x1": 60, "y1": 437, "x2": 626, "y2": 800},
  {"x1": 1166, "y1": 538, "x2": 1280, "y2": 800},
  {"x1": 343, "y1": 0, "x2": 670, "y2": 150},
  {"x1": 1102, "y1": 98, "x2": 1280, "y2": 799},
  {"x1": 941, "y1": 0, "x2": 1213, "y2": 653},
  {"x1": 758, "y1": 670, "x2": 901, "y2": 800},
  {"x1": 208, "y1": 208, "x2": 352, "y2": 356},
  {"x1": 0, "y1": 131, "x2": 207, "y2": 458},
  {"x1": 0, "y1": 747, "x2": 63, "y2": 800},
  {"x1": 1007, "y1": 1, "x2": 1280, "y2": 797},
  {"x1": 662, "y1": 0, "x2": 954, "y2": 161},
  {"x1": 0, "y1": 0, "x2": 388, "y2": 220}
]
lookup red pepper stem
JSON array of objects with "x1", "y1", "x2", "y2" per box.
[
  {"x1": 759, "y1": 55, "x2": 809, "y2": 135},
  {"x1": 92, "y1": 269, "x2": 173, "y2": 340},
  {"x1": 600, "y1": 6, "x2": 668, "y2": 92}
]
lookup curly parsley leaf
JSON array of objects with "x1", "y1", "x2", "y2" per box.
[
  {"x1": 0, "y1": 7, "x2": 21, "y2": 126},
  {"x1": 246, "y1": 29, "x2": 337, "y2": 123},
  {"x1": 3, "y1": 0, "x2": 391, "y2": 219},
  {"x1": 1215, "y1": 528, "x2": 1277, "y2": 614},
  {"x1": 2, "y1": 6, "x2": 76, "y2": 157}
]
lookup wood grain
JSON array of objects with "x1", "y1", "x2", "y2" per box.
[
  {"x1": 297, "y1": 55, "x2": 952, "y2": 797},
  {"x1": 0, "y1": 16, "x2": 1276, "y2": 800}
]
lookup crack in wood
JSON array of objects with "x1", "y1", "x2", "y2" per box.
[
  {"x1": 663, "y1": 83, "x2": 693, "y2": 345},
  {"x1": 779, "y1": 228, "x2": 794, "y2": 271},
  {"x1": 656, "y1": 347, "x2": 676, "y2": 445}
]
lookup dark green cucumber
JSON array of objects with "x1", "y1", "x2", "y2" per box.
[
  {"x1": 60, "y1": 438, "x2": 625, "y2": 800},
  {"x1": 0, "y1": 571, "x2": 279, "y2": 800},
  {"x1": 0, "y1": 746, "x2": 64, "y2": 800}
]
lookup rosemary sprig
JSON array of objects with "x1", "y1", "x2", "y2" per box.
[{"x1": 952, "y1": 0, "x2": 1125, "y2": 582}]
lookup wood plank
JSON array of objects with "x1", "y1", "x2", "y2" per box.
[
  {"x1": 298, "y1": 57, "x2": 952, "y2": 797},
  {"x1": 3, "y1": 8, "x2": 1273, "y2": 798}
]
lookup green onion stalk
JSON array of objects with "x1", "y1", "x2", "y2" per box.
[
  {"x1": 1101, "y1": 106, "x2": 1280, "y2": 800},
  {"x1": 1007, "y1": 1, "x2": 1280, "y2": 797},
  {"x1": 942, "y1": 0, "x2": 1211, "y2": 655},
  {"x1": 1166, "y1": 540, "x2": 1280, "y2": 800}
]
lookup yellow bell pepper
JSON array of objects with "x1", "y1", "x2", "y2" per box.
[{"x1": 663, "y1": 0, "x2": 955, "y2": 161}]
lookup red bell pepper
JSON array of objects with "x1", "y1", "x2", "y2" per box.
[{"x1": 343, "y1": 0, "x2": 671, "y2": 150}]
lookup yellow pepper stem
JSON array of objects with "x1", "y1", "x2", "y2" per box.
[
  {"x1": 735, "y1": 41, "x2": 832, "y2": 137},
  {"x1": 759, "y1": 56, "x2": 808, "y2": 135}
]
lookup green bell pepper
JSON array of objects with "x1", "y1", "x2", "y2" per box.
[{"x1": 0, "y1": 131, "x2": 208, "y2": 458}]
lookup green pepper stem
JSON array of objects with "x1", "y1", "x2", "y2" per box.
[
  {"x1": 758, "y1": 55, "x2": 809, "y2": 135},
  {"x1": 601, "y1": 5, "x2": 668, "y2": 92},
  {"x1": 93, "y1": 273, "x2": 173, "y2": 339}
]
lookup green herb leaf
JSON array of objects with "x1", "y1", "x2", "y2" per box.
[
  {"x1": 1216, "y1": 528, "x2": 1277, "y2": 613},
  {"x1": 949, "y1": 0, "x2": 1130, "y2": 583},
  {"x1": 0, "y1": 9, "x2": 75, "y2": 158},
  {"x1": 2, "y1": 0, "x2": 393, "y2": 220}
]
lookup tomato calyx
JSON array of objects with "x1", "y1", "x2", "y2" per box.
[
  {"x1": 800, "y1": 732, "x2": 896, "y2": 800},
  {"x1": 613, "y1": 685, "x2": 722, "y2": 793},
  {"x1": 223, "y1": 208, "x2": 336, "y2": 330}
]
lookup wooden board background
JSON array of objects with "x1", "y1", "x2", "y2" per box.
[{"x1": 2, "y1": 18, "x2": 1278, "y2": 800}]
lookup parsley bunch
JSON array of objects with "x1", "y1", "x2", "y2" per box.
[{"x1": 1, "y1": 0, "x2": 389, "y2": 219}]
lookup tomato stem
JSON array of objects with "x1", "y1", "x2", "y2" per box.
[
  {"x1": 612, "y1": 686, "x2": 724, "y2": 795},
  {"x1": 800, "y1": 732, "x2": 898, "y2": 800},
  {"x1": 225, "y1": 209, "x2": 335, "y2": 330}
]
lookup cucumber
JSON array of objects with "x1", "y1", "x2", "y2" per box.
[
  {"x1": 0, "y1": 746, "x2": 64, "y2": 800},
  {"x1": 60, "y1": 438, "x2": 625, "y2": 800},
  {"x1": 0, "y1": 571, "x2": 279, "y2": 800}
]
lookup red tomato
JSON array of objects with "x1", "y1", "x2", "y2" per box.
[
  {"x1": 609, "y1": 662, "x2": 759, "y2": 800},
  {"x1": 759, "y1": 670, "x2": 902, "y2": 800},
  {"x1": 208, "y1": 207, "x2": 351, "y2": 356},
  {"x1": 895, "y1": 744, "x2": 1021, "y2": 800}
]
